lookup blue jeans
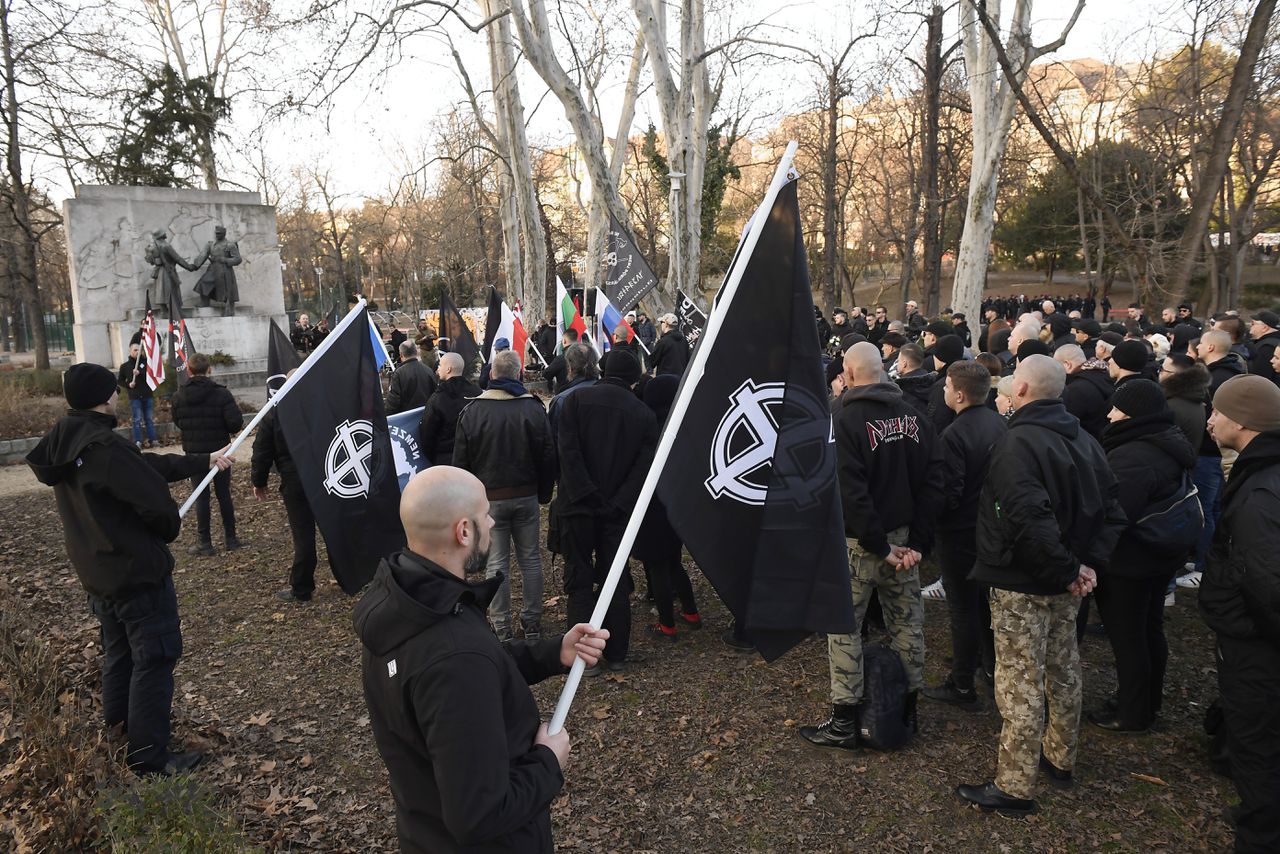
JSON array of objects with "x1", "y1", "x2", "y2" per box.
[
  {"x1": 130, "y1": 397, "x2": 158, "y2": 444},
  {"x1": 485, "y1": 495, "x2": 544, "y2": 633},
  {"x1": 1193, "y1": 455, "x2": 1225, "y2": 572}
]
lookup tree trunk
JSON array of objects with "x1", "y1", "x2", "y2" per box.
[
  {"x1": 1, "y1": 6, "x2": 47, "y2": 369},
  {"x1": 1076, "y1": 186, "x2": 1094, "y2": 296},
  {"x1": 1169, "y1": 0, "x2": 1275, "y2": 302},
  {"x1": 822, "y1": 70, "x2": 840, "y2": 314},
  {"x1": 920, "y1": 5, "x2": 945, "y2": 314}
]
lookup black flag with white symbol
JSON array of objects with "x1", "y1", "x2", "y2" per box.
[
  {"x1": 275, "y1": 306, "x2": 405, "y2": 592},
  {"x1": 656, "y1": 179, "x2": 853, "y2": 661},
  {"x1": 603, "y1": 214, "x2": 659, "y2": 312},
  {"x1": 267, "y1": 319, "x2": 301, "y2": 398},
  {"x1": 675, "y1": 287, "x2": 708, "y2": 348}
]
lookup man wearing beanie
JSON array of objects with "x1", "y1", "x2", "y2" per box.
[
  {"x1": 1203, "y1": 374, "x2": 1280, "y2": 854},
  {"x1": 927, "y1": 334, "x2": 967, "y2": 433},
  {"x1": 1047, "y1": 314, "x2": 1073, "y2": 352},
  {"x1": 26, "y1": 363, "x2": 232, "y2": 775},
  {"x1": 554, "y1": 349, "x2": 657, "y2": 672},
  {"x1": 1090, "y1": 379, "x2": 1197, "y2": 733},
  {"x1": 1108, "y1": 340, "x2": 1150, "y2": 389},
  {"x1": 1246, "y1": 310, "x2": 1280, "y2": 384},
  {"x1": 171, "y1": 352, "x2": 245, "y2": 556}
]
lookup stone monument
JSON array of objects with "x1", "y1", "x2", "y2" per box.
[{"x1": 63, "y1": 185, "x2": 286, "y2": 386}]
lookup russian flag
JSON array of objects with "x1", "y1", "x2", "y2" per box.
[{"x1": 595, "y1": 290, "x2": 634, "y2": 354}]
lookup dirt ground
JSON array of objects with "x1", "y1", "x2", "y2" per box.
[{"x1": 0, "y1": 465, "x2": 1239, "y2": 853}]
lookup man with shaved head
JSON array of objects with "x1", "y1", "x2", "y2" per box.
[
  {"x1": 957, "y1": 355, "x2": 1126, "y2": 816},
  {"x1": 418, "y1": 351, "x2": 480, "y2": 465},
  {"x1": 355, "y1": 467, "x2": 608, "y2": 854},
  {"x1": 801, "y1": 342, "x2": 945, "y2": 750}
]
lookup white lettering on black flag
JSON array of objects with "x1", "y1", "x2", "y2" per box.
[
  {"x1": 676, "y1": 288, "x2": 708, "y2": 347},
  {"x1": 656, "y1": 179, "x2": 854, "y2": 661},
  {"x1": 603, "y1": 215, "x2": 659, "y2": 312}
]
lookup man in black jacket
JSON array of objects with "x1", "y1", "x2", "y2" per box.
[
  {"x1": 893, "y1": 344, "x2": 934, "y2": 418},
  {"x1": 1203, "y1": 376, "x2": 1280, "y2": 854},
  {"x1": 27, "y1": 363, "x2": 232, "y2": 775},
  {"x1": 957, "y1": 355, "x2": 1126, "y2": 816},
  {"x1": 540, "y1": 328, "x2": 579, "y2": 393},
  {"x1": 926, "y1": 334, "x2": 966, "y2": 434},
  {"x1": 454, "y1": 351, "x2": 557, "y2": 641},
  {"x1": 419, "y1": 352, "x2": 481, "y2": 465},
  {"x1": 251, "y1": 394, "x2": 323, "y2": 604},
  {"x1": 649, "y1": 313, "x2": 689, "y2": 376},
  {"x1": 555, "y1": 350, "x2": 657, "y2": 671},
  {"x1": 118, "y1": 342, "x2": 158, "y2": 448},
  {"x1": 355, "y1": 466, "x2": 607, "y2": 854},
  {"x1": 171, "y1": 353, "x2": 245, "y2": 555},
  {"x1": 387, "y1": 340, "x2": 438, "y2": 414},
  {"x1": 801, "y1": 343, "x2": 945, "y2": 750},
  {"x1": 1247, "y1": 310, "x2": 1280, "y2": 384},
  {"x1": 1055, "y1": 343, "x2": 1113, "y2": 439},
  {"x1": 924, "y1": 360, "x2": 1006, "y2": 709}
]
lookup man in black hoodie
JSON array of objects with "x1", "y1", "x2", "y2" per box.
[
  {"x1": 893, "y1": 343, "x2": 935, "y2": 418},
  {"x1": 926, "y1": 334, "x2": 967, "y2": 434},
  {"x1": 801, "y1": 343, "x2": 945, "y2": 750},
  {"x1": 1054, "y1": 343, "x2": 1113, "y2": 439},
  {"x1": 649, "y1": 313, "x2": 690, "y2": 376},
  {"x1": 171, "y1": 353, "x2": 245, "y2": 555},
  {"x1": 957, "y1": 355, "x2": 1126, "y2": 816},
  {"x1": 354, "y1": 466, "x2": 608, "y2": 854},
  {"x1": 27, "y1": 363, "x2": 232, "y2": 775},
  {"x1": 1202, "y1": 376, "x2": 1280, "y2": 854},
  {"x1": 419, "y1": 352, "x2": 481, "y2": 465}
]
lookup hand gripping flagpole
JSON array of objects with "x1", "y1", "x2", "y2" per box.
[
  {"x1": 548, "y1": 141, "x2": 799, "y2": 734},
  {"x1": 178, "y1": 299, "x2": 371, "y2": 519}
]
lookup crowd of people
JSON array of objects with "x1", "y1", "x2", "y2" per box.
[{"x1": 26, "y1": 293, "x2": 1280, "y2": 853}]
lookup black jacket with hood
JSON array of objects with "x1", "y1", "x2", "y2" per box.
[
  {"x1": 419, "y1": 376, "x2": 481, "y2": 464},
  {"x1": 1061, "y1": 366, "x2": 1113, "y2": 439},
  {"x1": 1161, "y1": 363, "x2": 1209, "y2": 449},
  {"x1": 171, "y1": 375, "x2": 243, "y2": 453},
  {"x1": 972, "y1": 398, "x2": 1127, "y2": 595},
  {"x1": 1249, "y1": 329, "x2": 1280, "y2": 384},
  {"x1": 894, "y1": 368, "x2": 936, "y2": 419},
  {"x1": 1200, "y1": 352, "x2": 1249, "y2": 458},
  {"x1": 1200, "y1": 430, "x2": 1280, "y2": 648},
  {"x1": 26, "y1": 410, "x2": 211, "y2": 599},
  {"x1": 453, "y1": 387, "x2": 556, "y2": 503},
  {"x1": 1100, "y1": 411, "x2": 1198, "y2": 578},
  {"x1": 834, "y1": 382, "x2": 946, "y2": 558},
  {"x1": 354, "y1": 550, "x2": 566, "y2": 854},
  {"x1": 650, "y1": 329, "x2": 690, "y2": 376}
]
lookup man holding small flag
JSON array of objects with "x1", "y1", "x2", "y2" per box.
[{"x1": 140, "y1": 294, "x2": 166, "y2": 391}]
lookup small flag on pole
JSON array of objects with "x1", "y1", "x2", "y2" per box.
[
  {"x1": 141, "y1": 294, "x2": 166, "y2": 391},
  {"x1": 167, "y1": 289, "x2": 191, "y2": 382},
  {"x1": 603, "y1": 214, "x2": 659, "y2": 312},
  {"x1": 439, "y1": 291, "x2": 480, "y2": 378},
  {"x1": 387, "y1": 405, "x2": 429, "y2": 491},
  {"x1": 267, "y1": 319, "x2": 302, "y2": 397},
  {"x1": 595, "y1": 290, "x2": 634, "y2": 354},
  {"x1": 676, "y1": 288, "x2": 708, "y2": 349},
  {"x1": 483, "y1": 286, "x2": 530, "y2": 366}
]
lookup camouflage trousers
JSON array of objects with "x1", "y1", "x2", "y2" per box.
[
  {"x1": 990, "y1": 588, "x2": 1083, "y2": 799},
  {"x1": 828, "y1": 527, "x2": 924, "y2": 704}
]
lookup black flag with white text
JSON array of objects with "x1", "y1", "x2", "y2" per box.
[
  {"x1": 275, "y1": 306, "x2": 405, "y2": 592},
  {"x1": 603, "y1": 214, "x2": 659, "y2": 312},
  {"x1": 656, "y1": 179, "x2": 853, "y2": 661}
]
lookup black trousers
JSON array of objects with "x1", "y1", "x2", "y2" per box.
[
  {"x1": 560, "y1": 514, "x2": 632, "y2": 663},
  {"x1": 190, "y1": 467, "x2": 236, "y2": 544},
  {"x1": 1095, "y1": 571, "x2": 1175, "y2": 727},
  {"x1": 936, "y1": 527, "x2": 994, "y2": 689},
  {"x1": 645, "y1": 557, "x2": 698, "y2": 628},
  {"x1": 1217, "y1": 636, "x2": 1280, "y2": 854},
  {"x1": 282, "y1": 479, "x2": 319, "y2": 596},
  {"x1": 88, "y1": 575, "x2": 182, "y2": 769}
]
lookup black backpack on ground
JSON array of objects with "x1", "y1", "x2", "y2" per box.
[{"x1": 858, "y1": 643, "x2": 911, "y2": 751}]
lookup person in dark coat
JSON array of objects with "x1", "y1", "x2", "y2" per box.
[
  {"x1": 923, "y1": 360, "x2": 1005, "y2": 709},
  {"x1": 387, "y1": 341, "x2": 439, "y2": 414},
  {"x1": 291, "y1": 313, "x2": 314, "y2": 353},
  {"x1": 118, "y1": 342, "x2": 158, "y2": 448},
  {"x1": 632, "y1": 374, "x2": 701, "y2": 640},
  {"x1": 814, "y1": 306, "x2": 832, "y2": 350},
  {"x1": 649, "y1": 313, "x2": 689, "y2": 376},
  {"x1": 554, "y1": 350, "x2": 658, "y2": 671},
  {"x1": 419, "y1": 352, "x2": 481, "y2": 465},
  {"x1": 26, "y1": 363, "x2": 232, "y2": 775},
  {"x1": 1247, "y1": 310, "x2": 1280, "y2": 384},
  {"x1": 171, "y1": 353, "x2": 244, "y2": 554},
  {"x1": 354, "y1": 466, "x2": 608, "y2": 854},
  {"x1": 951, "y1": 313, "x2": 973, "y2": 348},
  {"x1": 540, "y1": 329, "x2": 579, "y2": 393},
  {"x1": 893, "y1": 343, "x2": 935, "y2": 418},
  {"x1": 1055, "y1": 343, "x2": 1113, "y2": 439},
  {"x1": 1047, "y1": 313, "x2": 1074, "y2": 352},
  {"x1": 1091, "y1": 380, "x2": 1198, "y2": 732},
  {"x1": 251, "y1": 398, "x2": 324, "y2": 604},
  {"x1": 1160, "y1": 354, "x2": 1209, "y2": 448},
  {"x1": 926, "y1": 334, "x2": 966, "y2": 434},
  {"x1": 1201, "y1": 376, "x2": 1280, "y2": 854}
]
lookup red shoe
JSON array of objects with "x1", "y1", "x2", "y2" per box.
[
  {"x1": 648, "y1": 623, "x2": 678, "y2": 641},
  {"x1": 679, "y1": 612, "x2": 702, "y2": 629}
]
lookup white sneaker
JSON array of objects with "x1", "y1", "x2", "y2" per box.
[
  {"x1": 1164, "y1": 591, "x2": 1176, "y2": 607},
  {"x1": 921, "y1": 579, "x2": 946, "y2": 601},
  {"x1": 1176, "y1": 571, "x2": 1202, "y2": 589}
]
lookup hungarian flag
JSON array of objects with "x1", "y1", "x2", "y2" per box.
[
  {"x1": 439, "y1": 291, "x2": 480, "y2": 379},
  {"x1": 603, "y1": 214, "x2": 659, "y2": 312},
  {"x1": 482, "y1": 286, "x2": 530, "y2": 366},
  {"x1": 141, "y1": 293, "x2": 166, "y2": 391},
  {"x1": 274, "y1": 305, "x2": 405, "y2": 593},
  {"x1": 555, "y1": 277, "x2": 587, "y2": 350},
  {"x1": 267, "y1": 319, "x2": 301, "y2": 397},
  {"x1": 595, "y1": 289, "x2": 634, "y2": 353},
  {"x1": 167, "y1": 289, "x2": 192, "y2": 382},
  {"x1": 655, "y1": 177, "x2": 854, "y2": 661}
]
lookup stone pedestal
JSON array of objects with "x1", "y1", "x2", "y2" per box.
[{"x1": 63, "y1": 185, "x2": 287, "y2": 369}]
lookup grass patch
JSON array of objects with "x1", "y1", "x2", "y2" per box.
[{"x1": 98, "y1": 776, "x2": 258, "y2": 853}]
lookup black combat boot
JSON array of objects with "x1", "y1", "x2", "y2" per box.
[
  {"x1": 799, "y1": 703, "x2": 862, "y2": 751},
  {"x1": 903, "y1": 690, "x2": 919, "y2": 733}
]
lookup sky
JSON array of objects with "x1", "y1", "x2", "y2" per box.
[{"x1": 42, "y1": 0, "x2": 1190, "y2": 205}]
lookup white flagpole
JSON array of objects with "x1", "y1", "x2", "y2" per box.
[
  {"x1": 178, "y1": 299, "x2": 371, "y2": 519},
  {"x1": 548, "y1": 141, "x2": 799, "y2": 734},
  {"x1": 528, "y1": 339, "x2": 548, "y2": 367}
]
